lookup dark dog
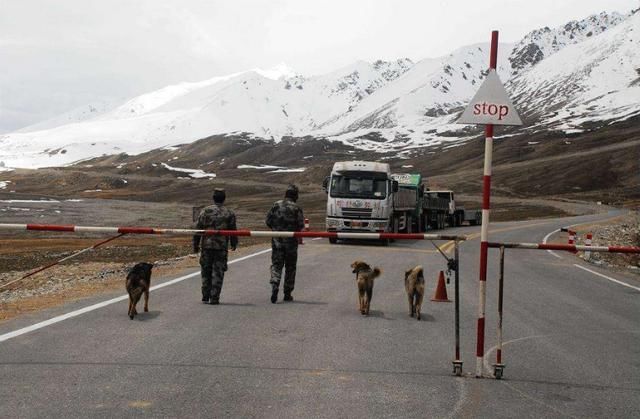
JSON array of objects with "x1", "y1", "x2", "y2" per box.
[
  {"x1": 126, "y1": 262, "x2": 153, "y2": 320},
  {"x1": 404, "y1": 265, "x2": 425, "y2": 320},
  {"x1": 351, "y1": 260, "x2": 382, "y2": 316}
]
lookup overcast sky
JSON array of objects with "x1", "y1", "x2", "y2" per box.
[{"x1": 1, "y1": 0, "x2": 637, "y2": 132}]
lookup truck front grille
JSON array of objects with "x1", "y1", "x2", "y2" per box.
[{"x1": 341, "y1": 208, "x2": 373, "y2": 219}]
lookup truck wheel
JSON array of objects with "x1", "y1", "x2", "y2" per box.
[
  {"x1": 329, "y1": 237, "x2": 337, "y2": 244},
  {"x1": 406, "y1": 215, "x2": 413, "y2": 234}
]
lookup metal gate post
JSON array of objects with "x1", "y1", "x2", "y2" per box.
[
  {"x1": 493, "y1": 245, "x2": 505, "y2": 379},
  {"x1": 452, "y1": 239, "x2": 463, "y2": 376}
]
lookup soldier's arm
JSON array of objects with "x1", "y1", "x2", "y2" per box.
[
  {"x1": 265, "y1": 205, "x2": 275, "y2": 229},
  {"x1": 229, "y1": 212, "x2": 238, "y2": 250},
  {"x1": 296, "y1": 206, "x2": 305, "y2": 232},
  {"x1": 193, "y1": 212, "x2": 204, "y2": 252}
]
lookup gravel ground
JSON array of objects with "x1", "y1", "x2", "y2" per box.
[{"x1": 574, "y1": 211, "x2": 640, "y2": 274}]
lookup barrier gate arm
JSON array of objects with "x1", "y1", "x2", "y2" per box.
[
  {"x1": 487, "y1": 242, "x2": 640, "y2": 253},
  {"x1": 0, "y1": 223, "x2": 466, "y2": 241}
]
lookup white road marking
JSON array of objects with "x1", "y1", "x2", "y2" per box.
[
  {"x1": 0, "y1": 248, "x2": 272, "y2": 343},
  {"x1": 573, "y1": 264, "x2": 640, "y2": 292},
  {"x1": 542, "y1": 229, "x2": 562, "y2": 259}
]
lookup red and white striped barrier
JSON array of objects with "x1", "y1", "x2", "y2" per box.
[
  {"x1": 487, "y1": 242, "x2": 640, "y2": 254},
  {"x1": 0, "y1": 223, "x2": 465, "y2": 241}
]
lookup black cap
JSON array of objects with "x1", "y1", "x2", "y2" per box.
[
  {"x1": 212, "y1": 188, "x2": 226, "y2": 204},
  {"x1": 285, "y1": 184, "x2": 299, "y2": 201}
]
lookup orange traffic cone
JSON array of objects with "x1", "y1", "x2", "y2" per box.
[{"x1": 431, "y1": 271, "x2": 451, "y2": 302}]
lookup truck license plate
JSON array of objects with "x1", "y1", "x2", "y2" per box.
[{"x1": 351, "y1": 221, "x2": 362, "y2": 227}]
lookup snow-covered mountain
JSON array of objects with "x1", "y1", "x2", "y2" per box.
[
  {"x1": 1, "y1": 10, "x2": 638, "y2": 168},
  {"x1": 509, "y1": 11, "x2": 627, "y2": 74}
]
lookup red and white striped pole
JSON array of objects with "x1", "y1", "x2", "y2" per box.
[
  {"x1": 476, "y1": 30, "x2": 499, "y2": 378},
  {"x1": 585, "y1": 233, "x2": 593, "y2": 260},
  {"x1": 568, "y1": 230, "x2": 577, "y2": 254},
  {"x1": 567, "y1": 230, "x2": 574, "y2": 246}
]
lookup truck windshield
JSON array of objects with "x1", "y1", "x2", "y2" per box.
[{"x1": 330, "y1": 175, "x2": 387, "y2": 199}]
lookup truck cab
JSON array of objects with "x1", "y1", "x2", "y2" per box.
[{"x1": 323, "y1": 161, "x2": 398, "y2": 242}]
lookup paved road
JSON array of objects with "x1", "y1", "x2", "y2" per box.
[{"x1": 1, "y1": 210, "x2": 638, "y2": 418}]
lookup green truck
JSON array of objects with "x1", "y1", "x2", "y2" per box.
[{"x1": 391, "y1": 173, "x2": 480, "y2": 231}]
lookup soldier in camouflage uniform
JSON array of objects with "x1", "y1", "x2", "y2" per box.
[
  {"x1": 193, "y1": 188, "x2": 238, "y2": 304},
  {"x1": 266, "y1": 184, "x2": 304, "y2": 303}
]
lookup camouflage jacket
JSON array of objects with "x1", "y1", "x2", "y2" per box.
[
  {"x1": 193, "y1": 204, "x2": 238, "y2": 251},
  {"x1": 265, "y1": 198, "x2": 304, "y2": 244}
]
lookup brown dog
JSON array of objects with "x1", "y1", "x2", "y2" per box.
[
  {"x1": 351, "y1": 261, "x2": 382, "y2": 316},
  {"x1": 126, "y1": 262, "x2": 153, "y2": 320},
  {"x1": 404, "y1": 265, "x2": 425, "y2": 320}
]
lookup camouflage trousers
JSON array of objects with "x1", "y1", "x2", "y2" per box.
[
  {"x1": 270, "y1": 239, "x2": 298, "y2": 294},
  {"x1": 200, "y1": 249, "x2": 228, "y2": 301}
]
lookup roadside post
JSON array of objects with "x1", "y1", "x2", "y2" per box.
[
  {"x1": 453, "y1": 239, "x2": 463, "y2": 376},
  {"x1": 493, "y1": 245, "x2": 506, "y2": 379},
  {"x1": 431, "y1": 239, "x2": 463, "y2": 376},
  {"x1": 457, "y1": 30, "x2": 523, "y2": 377}
]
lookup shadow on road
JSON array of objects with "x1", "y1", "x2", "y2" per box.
[
  {"x1": 290, "y1": 300, "x2": 328, "y2": 305},
  {"x1": 418, "y1": 313, "x2": 435, "y2": 322},
  {"x1": 365, "y1": 310, "x2": 395, "y2": 320},
  {"x1": 136, "y1": 310, "x2": 162, "y2": 321}
]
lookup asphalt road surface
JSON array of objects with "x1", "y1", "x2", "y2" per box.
[{"x1": 1, "y1": 210, "x2": 638, "y2": 418}]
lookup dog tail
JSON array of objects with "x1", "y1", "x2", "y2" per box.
[
  {"x1": 372, "y1": 267, "x2": 382, "y2": 278},
  {"x1": 415, "y1": 265, "x2": 424, "y2": 283}
]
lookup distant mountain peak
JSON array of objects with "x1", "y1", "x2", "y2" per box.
[
  {"x1": 254, "y1": 63, "x2": 298, "y2": 80},
  {"x1": 509, "y1": 11, "x2": 626, "y2": 74}
]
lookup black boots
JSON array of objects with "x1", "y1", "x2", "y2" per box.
[
  {"x1": 283, "y1": 292, "x2": 293, "y2": 302},
  {"x1": 210, "y1": 288, "x2": 220, "y2": 305},
  {"x1": 271, "y1": 286, "x2": 278, "y2": 304}
]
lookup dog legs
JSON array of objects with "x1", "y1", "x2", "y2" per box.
[
  {"x1": 414, "y1": 291, "x2": 424, "y2": 321},
  {"x1": 364, "y1": 284, "x2": 373, "y2": 315},
  {"x1": 129, "y1": 289, "x2": 142, "y2": 319},
  {"x1": 358, "y1": 286, "x2": 366, "y2": 315},
  {"x1": 143, "y1": 289, "x2": 149, "y2": 312},
  {"x1": 407, "y1": 291, "x2": 415, "y2": 317},
  {"x1": 128, "y1": 296, "x2": 134, "y2": 320}
]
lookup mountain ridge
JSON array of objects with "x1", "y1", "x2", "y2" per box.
[{"x1": 0, "y1": 10, "x2": 637, "y2": 169}]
